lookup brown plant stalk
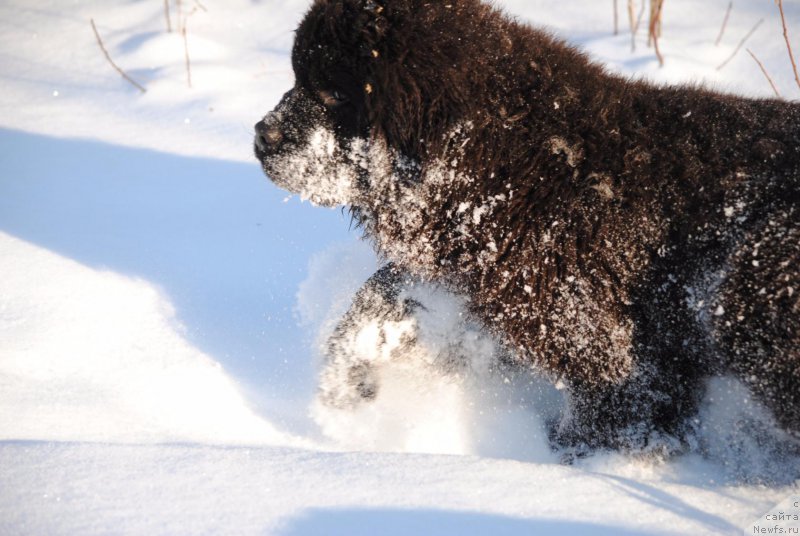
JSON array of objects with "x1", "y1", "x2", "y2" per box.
[
  {"x1": 776, "y1": 0, "x2": 800, "y2": 91},
  {"x1": 182, "y1": 21, "x2": 192, "y2": 88},
  {"x1": 164, "y1": 0, "x2": 172, "y2": 32},
  {"x1": 627, "y1": 0, "x2": 636, "y2": 50},
  {"x1": 648, "y1": 0, "x2": 664, "y2": 47},
  {"x1": 90, "y1": 18, "x2": 146, "y2": 93},
  {"x1": 717, "y1": 18, "x2": 763, "y2": 71},
  {"x1": 175, "y1": 0, "x2": 185, "y2": 34},
  {"x1": 715, "y1": 1, "x2": 733, "y2": 46},
  {"x1": 747, "y1": 48, "x2": 781, "y2": 98},
  {"x1": 649, "y1": 0, "x2": 665, "y2": 67},
  {"x1": 629, "y1": 0, "x2": 646, "y2": 52}
]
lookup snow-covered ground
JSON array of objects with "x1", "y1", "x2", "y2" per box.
[{"x1": 1, "y1": 0, "x2": 798, "y2": 534}]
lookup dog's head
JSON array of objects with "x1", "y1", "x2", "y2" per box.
[{"x1": 254, "y1": 0, "x2": 498, "y2": 206}]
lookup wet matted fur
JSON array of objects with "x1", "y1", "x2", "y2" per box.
[{"x1": 254, "y1": 0, "x2": 800, "y2": 452}]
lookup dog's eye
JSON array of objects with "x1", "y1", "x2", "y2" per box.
[{"x1": 319, "y1": 89, "x2": 348, "y2": 107}]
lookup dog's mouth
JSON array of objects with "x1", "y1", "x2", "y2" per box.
[
  {"x1": 254, "y1": 127, "x2": 361, "y2": 208},
  {"x1": 253, "y1": 131, "x2": 290, "y2": 170},
  {"x1": 253, "y1": 136, "x2": 301, "y2": 194},
  {"x1": 253, "y1": 139, "x2": 282, "y2": 177},
  {"x1": 253, "y1": 139, "x2": 281, "y2": 185},
  {"x1": 253, "y1": 138, "x2": 267, "y2": 163}
]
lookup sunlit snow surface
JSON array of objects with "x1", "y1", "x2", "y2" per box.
[{"x1": 0, "y1": 0, "x2": 798, "y2": 534}]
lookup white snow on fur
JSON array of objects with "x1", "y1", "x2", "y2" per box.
[
  {"x1": 0, "y1": 0, "x2": 798, "y2": 534},
  {"x1": 267, "y1": 128, "x2": 361, "y2": 206},
  {"x1": 304, "y1": 264, "x2": 558, "y2": 461}
]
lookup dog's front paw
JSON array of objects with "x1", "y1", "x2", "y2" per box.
[
  {"x1": 316, "y1": 264, "x2": 419, "y2": 409},
  {"x1": 318, "y1": 359, "x2": 381, "y2": 409}
]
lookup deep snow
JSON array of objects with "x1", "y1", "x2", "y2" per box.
[
  {"x1": 0, "y1": 0, "x2": 798, "y2": 534},
  {"x1": 0, "y1": 441, "x2": 789, "y2": 536}
]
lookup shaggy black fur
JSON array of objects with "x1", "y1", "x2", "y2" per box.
[{"x1": 255, "y1": 0, "x2": 800, "y2": 451}]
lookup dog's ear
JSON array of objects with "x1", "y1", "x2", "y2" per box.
[{"x1": 358, "y1": 0, "x2": 483, "y2": 158}]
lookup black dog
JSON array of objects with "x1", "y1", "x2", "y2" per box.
[{"x1": 255, "y1": 0, "x2": 799, "y2": 452}]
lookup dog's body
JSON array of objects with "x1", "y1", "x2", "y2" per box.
[{"x1": 255, "y1": 0, "x2": 800, "y2": 451}]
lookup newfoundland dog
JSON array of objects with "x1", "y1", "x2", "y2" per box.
[{"x1": 254, "y1": 0, "x2": 799, "y2": 453}]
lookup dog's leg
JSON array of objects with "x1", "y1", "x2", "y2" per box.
[
  {"x1": 712, "y1": 210, "x2": 800, "y2": 438},
  {"x1": 549, "y1": 268, "x2": 710, "y2": 456},
  {"x1": 317, "y1": 263, "x2": 509, "y2": 410},
  {"x1": 317, "y1": 263, "x2": 419, "y2": 409},
  {"x1": 554, "y1": 206, "x2": 800, "y2": 453},
  {"x1": 551, "y1": 363, "x2": 705, "y2": 457}
]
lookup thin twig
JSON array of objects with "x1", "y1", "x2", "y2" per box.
[
  {"x1": 178, "y1": 4, "x2": 200, "y2": 89},
  {"x1": 656, "y1": 0, "x2": 664, "y2": 37},
  {"x1": 649, "y1": 0, "x2": 665, "y2": 66},
  {"x1": 636, "y1": 1, "x2": 646, "y2": 34},
  {"x1": 193, "y1": 0, "x2": 208, "y2": 12},
  {"x1": 630, "y1": 0, "x2": 646, "y2": 52},
  {"x1": 176, "y1": 0, "x2": 183, "y2": 32},
  {"x1": 182, "y1": 20, "x2": 192, "y2": 88},
  {"x1": 648, "y1": 0, "x2": 663, "y2": 47},
  {"x1": 164, "y1": 0, "x2": 172, "y2": 32},
  {"x1": 776, "y1": 0, "x2": 800, "y2": 91},
  {"x1": 628, "y1": 0, "x2": 638, "y2": 51},
  {"x1": 747, "y1": 48, "x2": 781, "y2": 98},
  {"x1": 717, "y1": 18, "x2": 764, "y2": 71},
  {"x1": 614, "y1": 0, "x2": 619, "y2": 35},
  {"x1": 715, "y1": 1, "x2": 733, "y2": 46},
  {"x1": 90, "y1": 18, "x2": 146, "y2": 93}
]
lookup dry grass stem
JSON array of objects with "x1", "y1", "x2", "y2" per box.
[
  {"x1": 627, "y1": 0, "x2": 646, "y2": 52},
  {"x1": 90, "y1": 18, "x2": 146, "y2": 93},
  {"x1": 176, "y1": 0, "x2": 204, "y2": 89},
  {"x1": 176, "y1": 0, "x2": 183, "y2": 32},
  {"x1": 635, "y1": 2, "x2": 646, "y2": 51},
  {"x1": 648, "y1": 0, "x2": 664, "y2": 47},
  {"x1": 164, "y1": 0, "x2": 172, "y2": 32},
  {"x1": 776, "y1": 0, "x2": 800, "y2": 91},
  {"x1": 747, "y1": 48, "x2": 782, "y2": 98},
  {"x1": 628, "y1": 0, "x2": 637, "y2": 51},
  {"x1": 715, "y1": 1, "x2": 733, "y2": 46},
  {"x1": 716, "y1": 18, "x2": 764, "y2": 71},
  {"x1": 649, "y1": 0, "x2": 665, "y2": 66},
  {"x1": 627, "y1": 0, "x2": 636, "y2": 49},
  {"x1": 182, "y1": 22, "x2": 192, "y2": 88},
  {"x1": 614, "y1": 0, "x2": 619, "y2": 35}
]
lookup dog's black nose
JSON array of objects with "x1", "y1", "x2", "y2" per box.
[{"x1": 254, "y1": 119, "x2": 283, "y2": 153}]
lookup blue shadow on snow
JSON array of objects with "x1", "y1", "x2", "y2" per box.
[
  {"x1": 0, "y1": 128, "x2": 361, "y2": 424},
  {"x1": 275, "y1": 508, "x2": 655, "y2": 536}
]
